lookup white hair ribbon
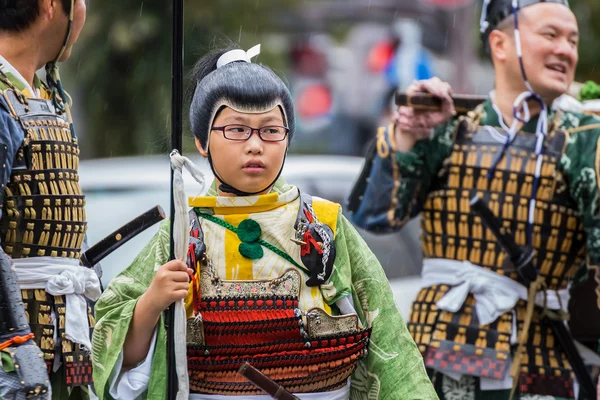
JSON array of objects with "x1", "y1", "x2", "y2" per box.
[{"x1": 216, "y1": 44, "x2": 262, "y2": 69}]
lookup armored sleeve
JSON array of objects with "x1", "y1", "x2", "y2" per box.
[
  {"x1": 0, "y1": 96, "x2": 50, "y2": 398},
  {"x1": 0, "y1": 97, "x2": 24, "y2": 212},
  {"x1": 561, "y1": 116, "x2": 600, "y2": 306},
  {"x1": 347, "y1": 120, "x2": 456, "y2": 233}
]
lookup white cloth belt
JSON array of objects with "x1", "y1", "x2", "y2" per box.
[
  {"x1": 421, "y1": 258, "x2": 569, "y2": 326},
  {"x1": 13, "y1": 256, "x2": 101, "y2": 351}
]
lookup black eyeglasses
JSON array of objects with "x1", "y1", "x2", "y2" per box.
[{"x1": 211, "y1": 124, "x2": 289, "y2": 142}]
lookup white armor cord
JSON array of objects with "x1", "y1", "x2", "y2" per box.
[
  {"x1": 486, "y1": 0, "x2": 548, "y2": 247},
  {"x1": 170, "y1": 150, "x2": 207, "y2": 400}
]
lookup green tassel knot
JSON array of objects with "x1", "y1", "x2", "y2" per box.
[
  {"x1": 237, "y1": 219, "x2": 262, "y2": 242},
  {"x1": 237, "y1": 219, "x2": 263, "y2": 260},
  {"x1": 239, "y1": 242, "x2": 264, "y2": 259}
]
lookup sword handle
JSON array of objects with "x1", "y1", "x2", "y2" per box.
[
  {"x1": 395, "y1": 92, "x2": 486, "y2": 114},
  {"x1": 238, "y1": 363, "x2": 299, "y2": 400},
  {"x1": 80, "y1": 205, "x2": 166, "y2": 268}
]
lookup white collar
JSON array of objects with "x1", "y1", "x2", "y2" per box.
[{"x1": 0, "y1": 54, "x2": 40, "y2": 97}]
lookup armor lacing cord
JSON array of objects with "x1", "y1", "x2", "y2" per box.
[
  {"x1": 44, "y1": 0, "x2": 76, "y2": 138},
  {"x1": 376, "y1": 126, "x2": 390, "y2": 158},
  {"x1": 0, "y1": 332, "x2": 35, "y2": 351},
  {"x1": 485, "y1": 0, "x2": 551, "y2": 249},
  {"x1": 509, "y1": 275, "x2": 547, "y2": 400},
  {"x1": 0, "y1": 67, "x2": 28, "y2": 107}
]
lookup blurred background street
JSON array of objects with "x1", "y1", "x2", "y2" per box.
[{"x1": 67, "y1": 0, "x2": 600, "y2": 316}]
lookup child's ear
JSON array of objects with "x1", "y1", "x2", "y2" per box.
[{"x1": 196, "y1": 137, "x2": 208, "y2": 157}]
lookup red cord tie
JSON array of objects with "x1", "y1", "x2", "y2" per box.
[
  {"x1": 0, "y1": 333, "x2": 34, "y2": 351},
  {"x1": 300, "y1": 209, "x2": 323, "y2": 256},
  {"x1": 300, "y1": 230, "x2": 323, "y2": 256}
]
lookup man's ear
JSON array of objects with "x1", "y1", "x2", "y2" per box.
[
  {"x1": 39, "y1": 0, "x2": 57, "y2": 21},
  {"x1": 196, "y1": 137, "x2": 208, "y2": 157},
  {"x1": 489, "y1": 29, "x2": 510, "y2": 63}
]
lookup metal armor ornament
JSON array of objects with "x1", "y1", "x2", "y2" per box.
[{"x1": 409, "y1": 109, "x2": 585, "y2": 398}]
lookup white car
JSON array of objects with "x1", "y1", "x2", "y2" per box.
[{"x1": 79, "y1": 154, "x2": 423, "y2": 318}]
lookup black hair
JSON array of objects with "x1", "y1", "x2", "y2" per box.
[
  {"x1": 188, "y1": 43, "x2": 295, "y2": 150},
  {"x1": 0, "y1": 0, "x2": 71, "y2": 33},
  {"x1": 481, "y1": 0, "x2": 570, "y2": 54}
]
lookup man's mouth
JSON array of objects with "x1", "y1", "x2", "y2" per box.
[{"x1": 546, "y1": 63, "x2": 567, "y2": 74}]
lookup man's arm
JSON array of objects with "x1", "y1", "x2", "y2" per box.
[
  {"x1": 347, "y1": 78, "x2": 456, "y2": 233},
  {"x1": 562, "y1": 118, "x2": 600, "y2": 305}
]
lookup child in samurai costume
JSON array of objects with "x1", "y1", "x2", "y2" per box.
[{"x1": 90, "y1": 44, "x2": 437, "y2": 400}]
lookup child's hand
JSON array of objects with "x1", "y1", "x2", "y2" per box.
[{"x1": 142, "y1": 260, "x2": 192, "y2": 314}]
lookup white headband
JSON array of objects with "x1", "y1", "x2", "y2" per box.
[{"x1": 216, "y1": 44, "x2": 261, "y2": 69}]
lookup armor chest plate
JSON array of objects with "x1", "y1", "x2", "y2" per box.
[
  {"x1": 186, "y1": 267, "x2": 369, "y2": 395},
  {"x1": 421, "y1": 121, "x2": 586, "y2": 289},
  {"x1": 0, "y1": 90, "x2": 86, "y2": 260}
]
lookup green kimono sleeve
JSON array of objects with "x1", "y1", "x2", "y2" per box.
[
  {"x1": 92, "y1": 221, "x2": 171, "y2": 400},
  {"x1": 323, "y1": 211, "x2": 438, "y2": 399},
  {"x1": 562, "y1": 117, "x2": 600, "y2": 304}
]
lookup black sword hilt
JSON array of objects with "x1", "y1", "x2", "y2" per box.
[
  {"x1": 469, "y1": 196, "x2": 537, "y2": 284},
  {"x1": 80, "y1": 205, "x2": 166, "y2": 268},
  {"x1": 238, "y1": 363, "x2": 299, "y2": 400}
]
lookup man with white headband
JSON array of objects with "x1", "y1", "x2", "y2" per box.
[
  {"x1": 348, "y1": 0, "x2": 600, "y2": 399},
  {"x1": 0, "y1": 1, "x2": 99, "y2": 399}
]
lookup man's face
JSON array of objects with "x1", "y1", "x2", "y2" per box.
[
  {"x1": 58, "y1": 0, "x2": 86, "y2": 61},
  {"x1": 504, "y1": 3, "x2": 579, "y2": 102}
]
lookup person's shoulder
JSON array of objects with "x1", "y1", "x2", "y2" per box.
[
  {"x1": 310, "y1": 196, "x2": 342, "y2": 233},
  {"x1": 560, "y1": 111, "x2": 600, "y2": 154},
  {"x1": 562, "y1": 110, "x2": 600, "y2": 134}
]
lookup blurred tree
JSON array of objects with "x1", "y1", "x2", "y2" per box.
[
  {"x1": 570, "y1": 0, "x2": 600, "y2": 83},
  {"x1": 64, "y1": 0, "x2": 297, "y2": 159},
  {"x1": 63, "y1": 0, "x2": 600, "y2": 159}
]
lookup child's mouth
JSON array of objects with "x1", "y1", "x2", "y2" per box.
[{"x1": 242, "y1": 161, "x2": 266, "y2": 173}]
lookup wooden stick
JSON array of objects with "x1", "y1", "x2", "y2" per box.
[{"x1": 395, "y1": 92, "x2": 486, "y2": 114}]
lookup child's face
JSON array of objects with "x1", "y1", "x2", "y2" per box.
[{"x1": 198, "y1": 106, "x2": 288, "y2": 196}]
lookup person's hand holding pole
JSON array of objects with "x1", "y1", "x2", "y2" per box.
[{"x1": 393, "y1": 77, "x2": 455, "y2": 152}]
